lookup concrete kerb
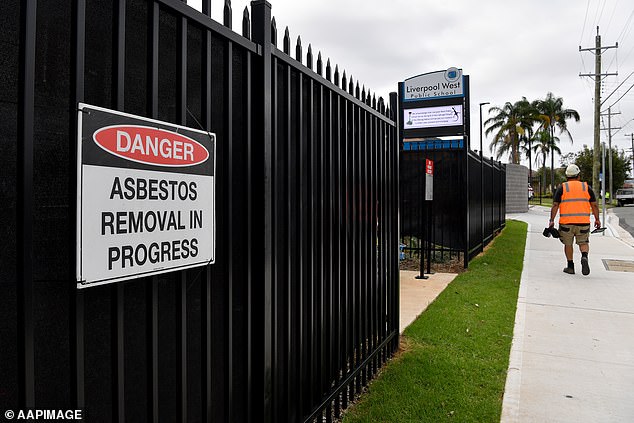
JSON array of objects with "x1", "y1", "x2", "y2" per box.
[
  {"x1": 607, "y1": 210, "x2": 634, "y2": 248},
  {"x1": 500, "y1": 218, "x2": 532, "y2": 423}
]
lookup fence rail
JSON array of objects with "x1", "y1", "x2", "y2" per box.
[{"x1": 0, "y1": 1, "x2": 399, "y2": 422}]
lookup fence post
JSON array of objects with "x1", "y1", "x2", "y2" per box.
[
  {"x1": 18, "y1": 0, "x2": 37, "y2": 409},
  {"x1": 251, "y1": 1, "x2": 273, "y2": 421}
]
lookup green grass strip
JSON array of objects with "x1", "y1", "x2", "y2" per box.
[{"x1": 343, "y1": 220, "x2": 528, "y2": 423}]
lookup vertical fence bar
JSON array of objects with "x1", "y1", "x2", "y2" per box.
[
  {"x1": 369, "y1": 110, "x2": 376, "y2": 377},
  {"x1": 347, "y1": 97, "x2": 354, "y2": 400},
  {"x1": 70, "y1": 0, "x2": 86, "y2": 410},
  {"x1": 317, "y1": 81, "x2": 326, "y2": 411},
  {"x1": 111, "y1": 1, "x2": 126, "y2": 420},
  {"x1": 389, "y1": 116, "x2": 395, "y2": 350},
  {"x1": 146, "y1": 2, "x2": 160, "y2": 421},
  {"x1": 392, "y1": 117, "x2": 399, "y2": 351},
  {"x1": 326, "y1": 85, "x2": 334, "y2": 423},
  {"x1": 296, "y1": 69, "x2": 305, "y2": 420},
  {"x1": 333, "y1": 92, "x2": 342, "y2": 418},
  {"x1": 245, "y1": 41, "x2": 254, "y2": 423},
  {"x1": 200, "y1": 3, "x2": 213, "y2": 421},
  {"x1": 17, "y1": 0, "x2": 37, "y2": 409},
  {"x1": 354, "y1": 101, "x2": 361, "y2": 395},
  {"x1": 250, "y1": 2, "x2": 273, "y2": 420},
  {"x1": 281, "y1": 52, "x2": 293, "y2": 422},
  {"x1": 223, "y1": 29, "x2": 234, "y2": 423},
  {"x1": 268, "y1": 50, "x2": 277, "y2": 420},
  {"x1": 361, "y1": 107, "x2": 368, "y2": 387},
  {"x1": 343, "y1": 96, "x2": 351, "y2": 409}
]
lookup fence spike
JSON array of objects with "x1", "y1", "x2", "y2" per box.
[
  {"x1": 242, "y1": 7, "x2": 250, "y2": 39},
  {"x1": 295, "y1": 36, "x2": 302, "y2": 62},
  {"x1": 366, "y1": 89, "x2": 371, "y2": 105},
  {"x1": 306, "y1": 44, "x2": 313, "y2": 69},
  {"x1": 355, "y1": 82, "x2": 360, "y2": 99},
  {"x1": 361, "y1": 86, "x2": 366, "y2": 102},
  {"x1": 334, "y1": 65, "x2": 339, "y2": 86},
  {"x1": 379, "y1": 97, "x2": 385, "y2": 114},
  {"x1": 283, "y1": 27, "x2": 290, "y2": 54},
  {"x1": 326, "y1": 58, "x2": 331, "y2": 81},
  {"x1": 342, "y1": 71, "x2": 347, "y2": 91},
  {"x1": 271, "y1": 17, "x2": 277, "y2": 46},
  {"x1": 316, "y1": 52, "x2": 322, "y2": 75},
  {"x1": 202, "y1": 0, "x2": 211, "y2": 16},
  {"x1": 386, "y1": 106, "x2": 391, "y2": 118},
  {"x1": 223, "y1": 0, "x2": 232, "y2": 29},
  {"x1": 348, "y1": 76, "x2": 354, "y2": 95},
  {"x1": 372, "y1": 94, "x2": 376, "y2": 109}
]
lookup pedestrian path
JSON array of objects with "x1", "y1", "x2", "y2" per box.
[
  {"x1": 502, "y1": 206, "x2": 634, "y2": 423},
  {"x1": 399, "y1": 270, "x2": 456, "y2": 333}
]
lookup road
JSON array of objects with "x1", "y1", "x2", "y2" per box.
[{"x1": 613, "y1": 205, "x2": 634, "y2": 237}]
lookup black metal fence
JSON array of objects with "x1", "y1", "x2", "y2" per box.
[
  {"x1": 467, "y1": 151, "x2": 506, "y2": 259},
  {"x1": 1, "y1": 1, "x2": 399, "y2": 422},
  {"x1": 400, "y1": 146, "x2": 505, "y2": 268}
]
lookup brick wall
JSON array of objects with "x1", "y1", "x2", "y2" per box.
[{"x1": 506, "y1": 164, "x2": 529, "y2": 213}]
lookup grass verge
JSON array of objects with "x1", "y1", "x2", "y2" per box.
[{"x1": 343, "y1": 220, "x2": 528, "y2": 423}]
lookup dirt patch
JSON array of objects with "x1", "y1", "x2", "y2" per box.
[{"x1": 399, "y1": 254, "x2": 466, "y2": 274}]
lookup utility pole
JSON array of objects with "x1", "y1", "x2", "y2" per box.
[
  {"x1": 600, "y1": 108, "x2": 621, "y2": 203},
  {"x1": 580, "y1": 26, "x2": 617, "y2": 192}
]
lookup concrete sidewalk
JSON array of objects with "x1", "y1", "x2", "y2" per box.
[
  {"x1": 399, "y1": 270, "x2": 456, "y2": 333},
  {"x1": 502, "y1": 206, "x2": 634, "y2": 423}
]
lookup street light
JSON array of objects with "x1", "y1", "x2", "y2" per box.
[{"x1": 479, "y1": 102, "x2": 489, "y2": 254}]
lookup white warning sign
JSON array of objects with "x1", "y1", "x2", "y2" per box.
[{"x1": 76, "y1": 103, "x2": 216, "y2": 288}]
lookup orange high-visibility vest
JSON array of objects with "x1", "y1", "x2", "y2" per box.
[{"x1": 559, "y1": 181, "x2": 591, "y2": 224}]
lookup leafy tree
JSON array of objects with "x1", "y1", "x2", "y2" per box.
[
  {"x1": 534, "y1": 92, "x2": 580, "y2": 191},
  {"x1": 560, "y1": 145, "x2": 632, "y2": 193}
]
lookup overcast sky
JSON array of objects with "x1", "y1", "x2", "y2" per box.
[{"x1": 189, "y1": 0, "x2": 634, "y2": 167}]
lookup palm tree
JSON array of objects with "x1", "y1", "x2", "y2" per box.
[
  {"x1": 484, "y1": 97, "x2": 537, "y2": 164},
  {"x1": 532, "y1": 130, "x2": 561, "y2": 196},
  {"x1": 534, "y1": 92, "x2": 580, "y2": 191},
  {"x1": 519, "y1": 125, "x2": 537, "y2": 188}
]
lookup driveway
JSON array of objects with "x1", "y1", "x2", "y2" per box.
[{"x1": 613, "y1": 205, "x2": 634, "y2": 237}]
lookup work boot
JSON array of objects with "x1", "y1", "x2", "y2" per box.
[
  {"x1": 563, "y1": 266, "x2": 575, "y2": 274},
  {"x1": 581, "y1": 257, "x2": 590, "y2": 276}
]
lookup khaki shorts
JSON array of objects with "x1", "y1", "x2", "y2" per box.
[{"x1": 558, "y1": 224, "x2": 590, "y2": 246}]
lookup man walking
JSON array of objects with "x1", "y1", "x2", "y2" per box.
[{"x1": 549, "y1": 164, "x2": 601, "y2": 275}]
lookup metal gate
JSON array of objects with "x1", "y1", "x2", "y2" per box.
[{"x1": 1, "y1": 0, "x2": 399, "y2": 421}]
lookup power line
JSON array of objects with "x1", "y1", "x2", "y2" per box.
[
  {"x1": 605, "y1": 80, "x2": 634, "y2": 109},
  {"x1": 605, "y1": 1, "x2": 619, "y2": 36},
  {"x1": 601, "y1": 70, "x2": 633, "y2": 106},
  {"x1": 616, "y1": 8, "x2": 634, "y2": 41},
  {"x1": 592, "y1": 0, "x2": 603, "y2": 34},
  {"x1": 580, "y1": 0, "x2": 592, "y2": 44}
]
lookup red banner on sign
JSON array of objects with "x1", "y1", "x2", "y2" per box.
[{"x1": 425, "y1": 159, "x2": 434, "y2": 175}]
